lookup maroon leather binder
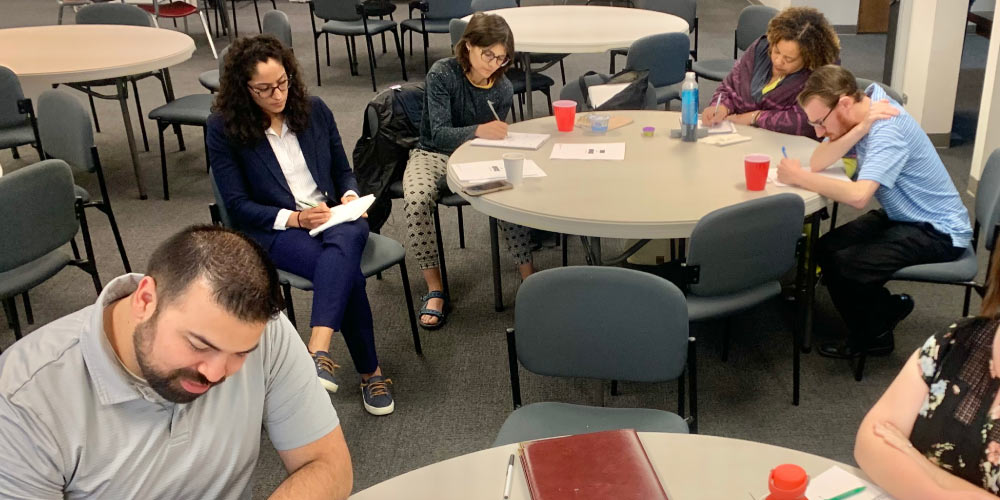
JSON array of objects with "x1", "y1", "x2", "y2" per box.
[{"x1": 519, "y1": 429, "x2": 669, "y2": 500}]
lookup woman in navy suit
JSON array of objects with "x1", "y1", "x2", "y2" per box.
[{"x1": 207, "y1": 35, "x2": 393, "y2": 416}]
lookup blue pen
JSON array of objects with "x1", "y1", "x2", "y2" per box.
[{"x1": 781, "y1": 146, "x2": 788, "y2": 158}]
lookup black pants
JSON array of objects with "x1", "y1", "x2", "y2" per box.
[{"x1": 817, "y1": 209, "x2": 964, "y2": 345}]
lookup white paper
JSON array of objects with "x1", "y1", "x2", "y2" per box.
[
  {"x1": 469, "y1": 132, "x2": 551, "y2": 151},
  {"x1": 452, "y1": 159, "x2": 546, "y2": 183},
  {"x1": 701, "y1": 119, "x2": 736, "y2": 135},
  {"x1": 308, "y1": 194, "x2": 376, "y2": 237},
  {"x1": 588, "y1": 82, "x2": 630, "y2": 108},
  {"x1": 700, "y1": 134, "x2": 752, "y2": 147},
  {"x1": 768, "y1": 165, "x2": 852, "y2": 187},
  {"x1": 549, "y1": 143, "x2": 626, "y2": 161},
  {"x1": 804, "y1": 466, "x2": 894, "y2": 500}
]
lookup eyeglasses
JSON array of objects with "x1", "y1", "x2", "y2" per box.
[
  {"x1": 248, "y1": 76, "x2": 291, "y2": 98},
  {"x1": 480, "y1": 48, "x2": 510, "y2": 67},
  {"x1": 807, "y1": 105, "x2": 835, "y2": 128}
]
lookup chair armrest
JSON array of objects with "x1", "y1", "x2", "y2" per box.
[{"x1": 16, "y1": 98, "x2": 34, "y2": 117}]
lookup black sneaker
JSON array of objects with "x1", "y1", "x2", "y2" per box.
[
  {"x1": 819, "y1": 294, "x2": 913, "y2": 359},
  {"x1": 361, "y1": 375, "x2": 394, "y2": 416}
]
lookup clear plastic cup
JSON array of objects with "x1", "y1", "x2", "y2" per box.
[{"x1": 588, "y1": 114, "x2": 610, "y2": 134}]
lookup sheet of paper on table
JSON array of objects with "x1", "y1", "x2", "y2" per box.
[
  {"x1": 308, "y1": 194, "x2": 376, "y2": 237},
  {"x1": 805, "y1": 466, "x2": 894, "y2": 500},
  {"x1": 550, "y1": 143, "x2": 626, "y2": 161},
  {"x1": 451, "y1": 159, "x2": 547, "y2": 184},
  {"x1": 701, "y1": 119, "x2": 736, "y2": 134},
  {"x1": 469, "y1": 132, "x2": 551, "y2": 150},
  {"x1": 700, "y1": 134, "x2": 752, "y2": 147},
  {"x1": 768, "y1": 165, "x2": 852, "y2": 187}
]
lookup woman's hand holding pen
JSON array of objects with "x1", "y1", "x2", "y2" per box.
[
  {"x1": 476, "y1": 120, "x2": 508, "y2": 140},
  {"x1": 295, "y1": 204, "x2": 332, "y2": 229},
  {"x1": 701, "y1": 103, "x2": 729, "y2": 126}
]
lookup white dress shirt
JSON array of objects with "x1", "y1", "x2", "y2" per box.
[{"x1": 265, "y1": 122, "x2": 356, "y2": 230}]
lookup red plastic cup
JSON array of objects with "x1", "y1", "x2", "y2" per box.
[
  {"x1": 744, "y1": 153, "x2": 771, "y2": 191},
  {"x1": 552, "y1": 100, "x2": 577, "y2": 132},
  {"x1": 766, "y1": 464, "x2": 809, "y2": 500}
]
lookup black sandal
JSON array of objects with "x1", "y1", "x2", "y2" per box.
[{"x1": 418, "y1": 291, "x2": 449, "y2": 331}]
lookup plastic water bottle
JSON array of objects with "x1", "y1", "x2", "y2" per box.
[
  {"x1": 681, "y1": 71, "x2": 699, "y2": 142},
  {"x1": 766, "y1": 464, "x2": 809, "y2": 500}
]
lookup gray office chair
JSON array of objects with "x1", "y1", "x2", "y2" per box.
[
  {"x1": 495, "y1": 266, "x2": 696, "y2": 446},
  {"x1": 692, "y1": 5, "x2": 777, "y2": 82},
  {"x1": 200, "y1": 10, "x2": 290, "y2": 92},
  {"x1": 856, "y1": 77, "x2": 908, "y2": 105},
  {"x1": 448, "y1": 18, "x2": 553, "y2": 122},
  {"x1": 36, "y1": 90, "x2": 132, "y2": 274},
  {"x1": 309, "y1": 0, "x2": 407, "y2": 92},
  {"x1": 0, "y1": 160, "x2": 101, "y2": 344},
  {"x1": 681, "y1": 193, "x2": 805, "y2": 404},
  {"x1": 559, "y1": 73, "x2": 659, "y2": 112},
  {"x1": 147, "y1": 93, "x2": 214, "y2": 200},
  {"x1": 610, "y1": 0, "x2": 698, "y2": 72},
  {"x1": 198, "y1": 46, "x2": 230, "y2": 93},
  {"x1": 468, "y1": 0, "x2": 567, "y2": 85},
  {"x1": 401, "y1": 0, "x2": 473, "y2": 73},
  {"x1": 75, "y1": 3, "x2": 170, "y2": 154},
  {"x1": 208, "y1": 172, "x2": 423, "y2": 354},
  {"x1": 624, "y1": 32, "x2": 690, "y2": 108},
  {"x1": 0, "y1": 66, "x2": 42, "y2": 162}
]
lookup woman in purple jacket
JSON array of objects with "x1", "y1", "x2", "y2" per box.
[{"x1": 701, "y1": 7, "x2": 840, "y2": 139}]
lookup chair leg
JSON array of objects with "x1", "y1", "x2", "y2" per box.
[
  {"x1": 314, "y1": 33, "x2": 323, "y2": 86},
  {"x1": 350, "y1": 36, "x2": 361, "y2": 75},
  {"x1": 21, "y1": 292, "x2": 33, "y2": 325},
  {"x1": 489, "y1": 217, "x2": 503, "y2": 312},
  {"x1": 131, "y1": 78, "x2": 150, "y2": 152},
  {"x1": 397, "y1": 259, "x2": 422, "y2": 354},
  {"x1": 203, "y1": 126, "x2": 210, "y2": 173},
  {"x1": 87, "y1": 89, "x2": 101, "y2": 132},
  {"x1": 854, "y1": 353, "x2": 867, "y2": 382},
  {"x1": 94, "y1": 166, "x2": 132, "y2": 273},
  {"x1": 365, "y1": 35, "x2": 378, "y2": 92},
  {"x1": 76, "y1": 199, "x2": 104, "y2": 293},
  {"x1": 10, "y1": 147, "x2": 18, "y2": 160},
  {"x1": 544, "y1": 88, "x2": 553, "y2": 116},
  {"x1": 561, "y1": 233, "x2": 568, "y2": 266},
  {"x1": 433, "y1": 205, "x2": 449, "y2": 299},
  {"x1": 70, "y1": 237, "x2": 81, "y2": 260},
  {"x1": 720, "y1": 317, "x2": 732, "y2": 362},
  {"x1": 200, "y1": 11, "x2": 219, "y2": 59},
  {"x1": 253, "y1": 0, "x2": 262, "y2": 32},
  {"x1": 559, "y1": 59, "x2": 566, "y2": 85},
  {"x1": 326, "y1": 33, "x2": 331, "y2": 67},
  {"x1": 282, "y1": 282, "x2": 297, "y2": 328},
  {"x1": 158, "y1": 122, "x2": 170, "y2": 200},
  {"x1": 422, "y1": 32, "x2": 429, "y2": 73},
  {"x1": 963, "y1": 284, "x2": 973, "y2": 317},
  {"x1": 2, "y1": 298, "x2": 21, "y2": 341},
  {"x1": 456, "y1": 205, "x2": 466, "y2": 249},
  {"x1": 392, "y1": 29, "x2": 407, "y2": 81}
]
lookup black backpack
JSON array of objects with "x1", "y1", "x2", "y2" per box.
[{"x1": 352, "y1": 83, "x2": 425, "y2": 232}]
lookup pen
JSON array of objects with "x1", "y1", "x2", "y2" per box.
[
  {"x1": 781, "y1": 146, "x2": 788, "y2": 159},
  {"x1": 296, "y1": 198, "x2": 318, "y2": 208},
  {"x1": 487, "y1": 100, "x2": 508, "y2": 138},
  {"x1": 826, "y1": 486, "x2": 866, "y2": 500},
  {"x1": 713, "y1": 94, "x2": 722, "y2": 118},
  {"x1": 503, "y1": 454, "x2": 514, "y2": 499}
]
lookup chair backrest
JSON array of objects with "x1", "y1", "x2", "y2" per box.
[
  {"x1": 634, "y1": 0, "x2": 695, "y2": 29},
  {"x1": 217, "y1": 45, "x2": 230, "y2": 78},
  {"x1": 624, "y1": 32, "x2": 689, "y2": 88},
  {"x1": 449, "y1": 18, "x2": 467, "y2": 48},
  {"x1": 514, "y1": 266, "x2": 689, "y2": 382},
  {"x1": 426, "y1": 0, "x2": 473, "y2": 21},
  {"x1": 470, "y1": 0, "x2": 515, "y2": 11},
  {"x1": 686, "y1": 193, "x2": 804, "y2": 296},
  {"x1": 0, "y1": 65, "x2": 27, "y2": 129},
  {"x1": 36, "y1": 90, "x2": 96, "y2": 173},
  {"x1": 262, "y1": 10, "x2": 293, "y2": 48},
  {"x1": 977, "y1": 149, "x2": 1000, "y2": 251},
  {"x1": 208, "y1": 170, "x2": 235, "y2": 228},
  {"x1": 856, "y1": 77, "x2": 907, "y2": 105},
  {"x1": 736, "y1": 5, "x2": 778, "y2": 52},
  {"x1": 559, "y1": 73, "x2": 658, "y2": 111},
  {"x1": 312, "y1": 0, "x2": 361, "y2": 23},
  {"x1": 76, "y1": 2, "x2": 155, "y2": 26},
  {"x1": 0, "y1": 160, "x2": 78, "y2": 273}
]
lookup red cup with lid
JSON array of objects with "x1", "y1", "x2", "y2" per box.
[{"x1": 766, "y1": 464, "x2": 809, "y2": 500}]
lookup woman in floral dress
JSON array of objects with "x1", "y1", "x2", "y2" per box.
[{"x1": 855, "y1": 252, "x2": 1000, "y2": 498}]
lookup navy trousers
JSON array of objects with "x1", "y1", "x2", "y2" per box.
[{"x1": 268, "y1": 218, "x2": 378, "y2": 374}]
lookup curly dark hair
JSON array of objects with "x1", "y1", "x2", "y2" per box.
[
  {"x1": 455, "y1": 12, "x2": 515, "y2": 81},
  {"x1": 766, "y1": 7, "x2": 840, "y2": 71},
  {"x1": 213, "y1": 35, "x2": 310, "y2": 146}
]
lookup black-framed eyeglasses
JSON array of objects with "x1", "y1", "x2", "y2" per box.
[
  {"x1": 480, "y1": 48, "x2": 510, "y2": 67},
  {"x1": 807, "y1": 105, "x2": 835, "y2": 128},
  {"x1": 248, "y1": 75, "x2": 291, "y2": 98}
]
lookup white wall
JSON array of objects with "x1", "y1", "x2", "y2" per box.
[
  {"x1": 757, "y1": 0, "x2": 792, "y2": 10},
  {"x1": 971, "y1": 6, "x2": 1000, "y2": 184},
  {"x1": 794, "y1": 0, "x2": 860, "y2": 26}
]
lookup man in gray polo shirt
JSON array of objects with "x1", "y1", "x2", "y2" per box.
[{"x1": 0, "y1": 226, "x2": 353, "y2": 499}]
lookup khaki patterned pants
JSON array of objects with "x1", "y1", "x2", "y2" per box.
[{"x1": 403, "y1": 148, "x2": 533, "y2": 270}]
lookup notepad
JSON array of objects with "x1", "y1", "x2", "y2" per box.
[
  {"x1": 452, "y1": 159, "x2": 546, "y2": 183},
  {"x1": 550, "y1": 143, "x2": 626, "y2": 160},
  {"x1": 469, "y1": 132, "x2": 551, "y2": 150},
  {"x1": 768, "y1": 165, "x2": 852, "y2": 187},
  {"x1": 700, "y1": 134, "x2": 752, "y2": 146},
  {"x1": 679, "y1": 118, "x2": 737, "y2": 135},
  {"x1": 805, "y1": 466, "x2": 893, "y2": 500},
  {"x1": 308, "y1": 194, "x2": 376, "y2": 237}
]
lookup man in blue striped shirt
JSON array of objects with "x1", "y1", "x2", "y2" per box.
[{"x1": 777, "y1": 65, "x2": 971, "y2": 360}]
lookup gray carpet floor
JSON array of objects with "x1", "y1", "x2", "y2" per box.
[{"x1": 1, "y1": 0, "x2": 992, "y2": 495}]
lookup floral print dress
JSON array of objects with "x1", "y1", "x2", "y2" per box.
[{"x1": 910, "y1": 317, "x2": 1000, "y2": 496}]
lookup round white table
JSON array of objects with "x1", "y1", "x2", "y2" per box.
[
  {"x1": 464, "y1": 6, "x2": 689, "y2": 118},
  {"x1": 0, "y1": 25, "x2": 196, "y2": 199},
  {"x1": 350, "y1": 432, "x2": 872, "y2": 499}
]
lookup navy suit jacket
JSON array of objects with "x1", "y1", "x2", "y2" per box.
[{"x1": 207, "y1": 97, "x2": 360, "y2": 249}]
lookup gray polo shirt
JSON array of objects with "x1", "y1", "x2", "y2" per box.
[{"x1": 0, "y1": 274, "x2": 340, "y2": 499}]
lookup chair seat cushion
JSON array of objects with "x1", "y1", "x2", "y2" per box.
[
  {"x1": 360, "y1": 232, "x2": 405, "y2": 276},
  {"x1": 400, "y1": 17, "x2": 451, "y2": 33},
  {"x1": 655, "y1": 83, "x2": 682, "y2": 105},
  {"x1": 440, "y1": 191, "x2": 469, "y2": 207},
  {"x1": 506, "y1": 70, "x2": 555, "y2": 95},
  {"x1": 492, "y1": 402, "x2": 688, "y2": 447},
  {"x1": 198, "y1": 69, "x2": 220, "y2": 92},
  {"x1": 0, "y1": 249, "x2": 73, "y2": 298},
  {"x1": 892, "y1": 247, "x2": 978, "y2": 283},
  {"x1": 692, "y1": 59, "x2": 735, "y2": 82},
  {"x1": 74, "y1": 184, "x2": 91, "y2": 204},
  {"x1": 686, "y1": 280, "x2": 781, "y2": 322},
  {"x1": 321, "y1": 18, "x2": 396, "y2": 36},
  {"x1": 148, "y1": 94, "x2": 214, "y2": 126},
  {"x1": 0, "y1": 121, "x2": 36, "y2": 150},
  {"x1": 138, "y1": 2, "x2": 198, "y2": 17},
  {"x1": 278, "y1": 269, "x2": 314, "y2": 291}
]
